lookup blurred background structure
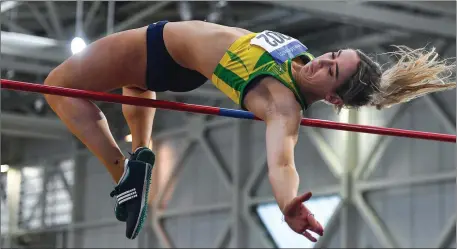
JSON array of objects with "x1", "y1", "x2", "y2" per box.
[{"x1": 0, "y1": 1, "x2": 456, "y2": 248}]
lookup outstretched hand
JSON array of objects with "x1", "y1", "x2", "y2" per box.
[{"x1": 283, "y1": 192, "x2": 324, "y2": 242}]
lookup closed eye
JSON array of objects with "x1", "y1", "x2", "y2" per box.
[
  {"x1": 330, "y1": 52, "x2": 339, "y2": 79},
  {"x1": 328, "y1": 52, "x2": 335, "y2": 76}
]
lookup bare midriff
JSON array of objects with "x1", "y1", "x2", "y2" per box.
[{"x1": 162, "y1": 20, "x2": 253, "y2": 79}]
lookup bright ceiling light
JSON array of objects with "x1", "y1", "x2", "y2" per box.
[{"x1": 71, "y1": 37, "x2": 86, "y2": 54}]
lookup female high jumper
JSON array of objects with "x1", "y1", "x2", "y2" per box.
[{"x1": 43, "y1": 20, "x2": 455, "y2": 240}]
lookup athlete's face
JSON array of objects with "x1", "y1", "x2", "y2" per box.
[{"x1": 300, "y1": 49, "x2": 360, "y2": 105}]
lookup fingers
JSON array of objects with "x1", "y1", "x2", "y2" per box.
[
  {"x1": 298, "y1": 222, "x2": 322, "y2": 242},
  {"x1": 307, "y1": 224, "x2": 324, "y2": 236},
  {"x1": 307, "y1": 214, "x2": 324, "y2": 236},
  {"x1": 316, "y1": 221, "x2": 324, "y2": 235},
  {"x1": 297, "y1": 192, "x2": 313, "y2": 203},
  {"x1": 303, "y1": 230, "x2": 317, "y2": 242}
]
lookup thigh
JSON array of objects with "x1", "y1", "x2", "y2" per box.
[{"x1": 46, "y1": 27, "x2": 148, "y2": 92}]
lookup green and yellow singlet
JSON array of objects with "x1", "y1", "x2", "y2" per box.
[{"x1": 211, "y1": 30, "x2": 314, "y2": 110}]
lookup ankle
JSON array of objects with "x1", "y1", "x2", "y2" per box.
[
  {"x1": 132, "y1": 145, "x2": 151, "y2": 153},
  {"x1": 110, "y1": 157, "x2": 127, "y2": 183},
  {"x1": 116, "y1": 158, "x2": 129, "y2": 184},
  {"x1": 132, "y1": 140, "x2": 153, "y2": 152}
]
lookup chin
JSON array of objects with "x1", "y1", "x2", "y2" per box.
[{"x1": 321, "y1": 100, "x2": 333, "y2": 106}]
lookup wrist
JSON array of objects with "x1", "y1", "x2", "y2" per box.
[{"x1": 278, "y1": 196, "x2": 295, "y2": 214}]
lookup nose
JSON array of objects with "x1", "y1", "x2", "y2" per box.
[
  {"x1": 309, "y1": 59, "x2": 335, "y2": 74},
  {"x1": 317, "y1": 59, "x2": 335, "y2": 67}
]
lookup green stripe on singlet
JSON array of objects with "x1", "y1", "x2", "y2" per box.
[
  {"x1": 253, "y1": 52, "x2": 274, "y2": 71},
  {"x1": 213, "y1": 64, "x2": 246, "y2": 91}
]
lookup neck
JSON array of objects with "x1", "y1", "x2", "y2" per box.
[{"x1": 291, "y1": 62, "x2": 322, "y2": 107}]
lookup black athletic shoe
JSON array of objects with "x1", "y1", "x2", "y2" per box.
[
  {"x1": 110, "y1": 148, "x2": 155, "y2": 239},
  {"x1": 113, "y1": 147, "x2": 155, "y2": 222}
]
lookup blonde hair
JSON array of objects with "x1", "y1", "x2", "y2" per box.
[{"x1": 334, "y1": 45, "x2": 456, "y2": 112}]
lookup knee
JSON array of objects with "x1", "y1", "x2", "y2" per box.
[
  {"x1": 122, "y1": 87, "x2": 156, "y2": 114},
  {"x1": 43, "y1": 69, "x2": 63, "y2": 105},
  {"x1": 44, "y1": 66, "x2": 61, "y2": 86}
]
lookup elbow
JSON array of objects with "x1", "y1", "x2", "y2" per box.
[
  {"x1": 272, "y1": 162, "x2": 295, "y2": 169},
  {"x1": 268, "y1": 163, "x2": 297, "y2": 176},
  {"x1": 267, "y1": 163, "x2": 299, "y2": 184}
]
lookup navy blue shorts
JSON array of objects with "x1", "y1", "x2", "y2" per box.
[{"x1": 146, "y1": 21, "x2": 207, "y2": 92}]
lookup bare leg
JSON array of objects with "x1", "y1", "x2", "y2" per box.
[
  {"x1": 122, "y1": 87, "x2": 157, "y2": 207},
  {"x1": 122, "y1": 87, "x2": 157, "y2": 151},
  {"x1": 43, "y1": 27, "x2": 148, "y2": 183},
  {"x1": 45, "y1": 94, "x2": 125, "y2": 182}
]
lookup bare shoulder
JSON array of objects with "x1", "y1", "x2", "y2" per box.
[{"x1": 243, "y1": 76, "x2": 302, "y2": 121}]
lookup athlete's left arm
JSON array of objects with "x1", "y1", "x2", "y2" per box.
[
  {"x1": 263, "y1": 105, "x2": 302, "y2": 213},
  {"x1": 244, "y1": 82, "x2": 323, "y2": 239},
  {"x1": 244, "y1": 88, "x2": 303, "y2": 212}
]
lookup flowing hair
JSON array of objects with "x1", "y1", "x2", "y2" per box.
[{"x1": 334, "y1": 45, "x2": 456, "y2": 112}]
